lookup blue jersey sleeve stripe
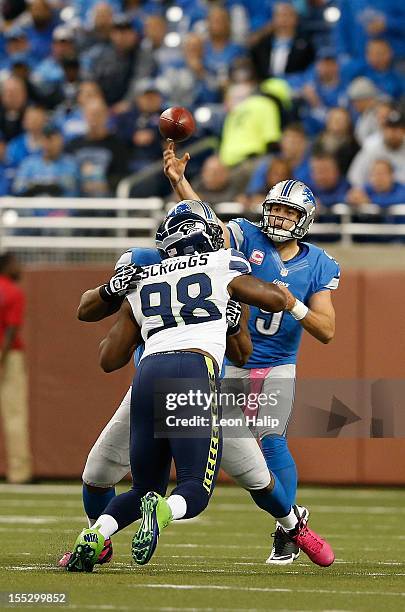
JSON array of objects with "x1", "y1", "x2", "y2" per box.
[
  {"x1": 230, "y1": 248, "x2": 248, "y2": 260},
  {"x1": 229, "y1": 259, "x2": 250, "y2": 274},
  {"x1": 227, "y1": 221, "x2": 244, "y2": 250}
]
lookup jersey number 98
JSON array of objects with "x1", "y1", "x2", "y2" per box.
[{"x1": 140, "y1": 273, "x2": 222, "y2": 337}]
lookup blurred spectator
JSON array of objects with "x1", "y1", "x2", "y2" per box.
[
  {"x1": 133, "y1": 15, "x2": 182, "y2": 83},
  {"x1": 294, "y1": 48, "x2": 347, "y2": 134},
  {"x1": 190, "y1": 154, "x2": 251, "y2": 206},
  {"x1": 6, "y1": 104, "x2": 47, "y2": 171},
  {"x1": 0, "y1": 76, "x2": 28, "y2": 142},
  {"x1": 347, "y1": 159, "x2": 405, "y2": 208},
  {"x1": 23, "y1": 0, "x2": 59, "y2": 63},
  {"x1": 0, "y1": 252, "x2": 32, "y2": 484},
  {"x1": 343, "y1": 39, "x2": 404, "y2": 99},
  {"x1": 308, "y1": 151, "x2": 349, "y2": 209},
  {"x1": 251, "y1": 2, "x2": 315, "y2": 80},
  {"x1": 0, "y1": 27, "x2": 33, "y2": 76},
  {"x1": 66, "y1": 98, "x2": 128, "y2": 197},
  {"x1": 77, "y1": 2, "x2": 115, "y2": 52},
  {"x1": 219, "y1": 78, "x2": 290, "y2": 167},
  {"x1": 347, "y1": 77, "x2": 386, "y2": 145},
  {"x1": 114, "y1": 79, "x2": 163, "y2": 173},
  {"x1": 243, "y1": 157, "x2": 292, "y2": 208},
  {"x1": 0, "y1": 133, "x2": 10, "y2": 195},
  {"x1": 156, "y1": 33, "x2": 220, "y2": 110},
  {"x1": 231, "y1": 0, "x2": 273, "y2": 41},
  {"x1": 203, "y1": 5, "x2": 246, "y2": 87},
  {"x1": 13, "y1": 123, "x2": 79, "y2": 197},
  {"x1": 348, "y1": 110, "x2": 405, "y2": 187},
  {"x1": 245, "y1": 122, "x2": 311, "y2": 194},
  {"x1": 335, "y1": 0, "x2": 405, "y2": 62},
  {"x1": 300, "y1": 49, "x2": 346, "y2": 109},
  {"x1": 30, "y1": 25, "x2": 76, "y2": 108},
  {"x1": 313, "y1": 107, "x2": 359, "y2": 173},
  {"x1": 82, "y1": 15, "x2": 140, "y2": 106},
  {"x1": 74, "y1": 0, "x2": 121, "y2": 23},
  {"x1": 55, "y1": 80, "x2": 105, "y2": 142}
]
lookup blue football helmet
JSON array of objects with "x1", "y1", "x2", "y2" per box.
[
  {"x1": 262, "y1": 180, "x2": 316, "y2": 242},
  {"x1": 156, "y1": 212, "x2": 218, "y2": 259},
  {"x1": 167, "y1": 199, "x2": 224, "y2": 249}
]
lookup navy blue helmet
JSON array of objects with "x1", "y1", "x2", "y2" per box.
[{"x1": 156, "y1": 212, "x2": 218, "y2": 259}]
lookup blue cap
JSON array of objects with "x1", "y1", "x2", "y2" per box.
[
  {"x1": 5, "y1": 26, "x2": 27, "y2": 41},
  {"x1": 316, "y1": 47, "x2": 336, "y2": 60}
]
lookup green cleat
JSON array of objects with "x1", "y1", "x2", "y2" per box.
[
  {"x1": 66, "y1": 527, "x2": 105, "y2": 573},
  {"x1": 132, "y1": 491, "x2": 173, "y2": 565}
]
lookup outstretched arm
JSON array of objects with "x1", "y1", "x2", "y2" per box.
[
  {"x1": 163, "y1": 142, "x2": 231, "y2": 247},
  {"x1": 99, "y1": 300, "x2": 142, "y2": 372},
  {"x1": 229, "y1": 275, "x2": 294, "y2": 313},
  {"x1": 78, "y1": 264, "x2": 143, "y2": 322},
  {"x1": 78, "y1": 288, "x2": 123, "y2": 322}
]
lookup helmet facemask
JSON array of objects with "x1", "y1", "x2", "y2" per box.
[{"x1": 262, "y1": 200, "x2": 314, "y2": 242}]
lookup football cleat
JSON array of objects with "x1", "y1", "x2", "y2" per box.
[
  {"x1": 58, "y1": 537, "x2": 113, "y2": 568},
  {"x1": 65, "y1": 528, "x2": 106, "y2": 572},
  {"x1": 266, "y1": 506, "x2": 308, "y2": 565},
  {"x1": 285, "y1": 505, "x2": 335, "y2": 567},
  {"x1": 132, "y1": 492, "x2": 172, "y2": 565}
]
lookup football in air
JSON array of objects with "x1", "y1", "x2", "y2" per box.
[{"x1": 159, "y1": 107, "x2": 196, "y2": 142}]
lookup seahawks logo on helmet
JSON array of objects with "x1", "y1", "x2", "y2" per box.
[
  {"x1": 262, "y1": 180, "x2": 316, "y2": 243},
  {"x1": 156, "y1": 212, "x2": 219, "y2": 259},
  {"x1": 167, "y1": 200, "x2": 224, "y2": 249}
]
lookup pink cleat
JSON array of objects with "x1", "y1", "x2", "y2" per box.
[
  {"x1": 58, "y1": 538, "x2": 113, "y2": 568},
  {"x1": 286, "y1": 507, "x2": 335, "y2": 567}
]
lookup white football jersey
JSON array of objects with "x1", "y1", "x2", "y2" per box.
[{"x1": 126, "y1": 249, "x2": 251, "y2": 369}]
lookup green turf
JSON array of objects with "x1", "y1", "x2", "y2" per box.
[{"x1": 0, "y1": 483, "x2": 404, "y2": 611}]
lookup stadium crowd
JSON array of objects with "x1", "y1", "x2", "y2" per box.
[{"x1": 0, "y1": 0, "x2": 404, "y2": 221}]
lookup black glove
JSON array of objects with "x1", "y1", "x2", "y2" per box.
[
  {"x1": 99, "y1": 264, "x2": 143, "y2": 302},
  {"x1": 226, "y1": 299, "x2": 242, "y2": 336}
]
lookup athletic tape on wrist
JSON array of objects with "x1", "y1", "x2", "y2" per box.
[{"x1": 289, "y1": 299, "x2": 309, "y2": 321}]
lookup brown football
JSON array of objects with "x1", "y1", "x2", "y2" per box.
[{"x1": 159, "y1": 107, "x2": 196, "y2": 142}]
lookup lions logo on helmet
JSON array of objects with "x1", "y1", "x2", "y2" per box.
[
  {"x1": 262, "y1": 180, "x2": 316, "y2": 243},
  {"x1": 156, "y1": 212, "x2": 218, "y2": 259},
  {"x1": 167, "y1": 200, "x2": 224, "y2": 249}
]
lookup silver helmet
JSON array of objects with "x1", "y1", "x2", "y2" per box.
[
  {"x1": 167, "y1": 199, "x2": 224, "y2": 249},
  {"x1": 262, "y1": 180, "x2": 316, "y2": 243}
]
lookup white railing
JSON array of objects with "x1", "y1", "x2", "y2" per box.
[{"x1": 0, "y1": 197, "x2": 404, "y2": 262}]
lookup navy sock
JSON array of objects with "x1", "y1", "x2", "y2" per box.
[
  {"x1": 82, "y1": 484, "x2": 116, "y2": 523},
  {"x1": 261, "y1": 435, "x2": 297, "y2": 507},
  {"x1": 250, "y1": 472, "x2": 290, "y2": 518}
]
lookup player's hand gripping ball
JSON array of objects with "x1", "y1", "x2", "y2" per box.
[{"x1": 159, "y1": 107, "x2": 196, "y2": 143}]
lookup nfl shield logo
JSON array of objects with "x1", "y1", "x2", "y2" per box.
[{"x1": 249, "y1": 249, "x2": 265, "y2": 265}]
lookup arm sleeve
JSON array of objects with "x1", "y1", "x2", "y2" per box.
[
  {"x1": 227, "y1": 218, "x2": 246, "y2": 250},
  {"x1": 311, "y1": 252, "x2": 341, "y2": 294}
]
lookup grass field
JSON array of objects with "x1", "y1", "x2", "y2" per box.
[{"x1": 0, "y1": 483, "x2": 404, "y2": 611}]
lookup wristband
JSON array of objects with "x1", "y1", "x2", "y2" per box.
[
  {"x1": 289, "y1": 299, "x2": 308, "y2": 321},
  {"x1": 99, "y1": 284, "x2": 122, "y2": 303},
  {"x1": 226, "y1": 323, "x2": 241, "y2": 337}
]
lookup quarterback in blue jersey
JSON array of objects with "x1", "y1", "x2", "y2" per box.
[{"x1": 163, "y1": 143, "x2": 340, "y2": 565}]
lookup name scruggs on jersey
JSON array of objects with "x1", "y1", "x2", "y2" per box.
[{"x1": 140, "y1": 254, "x2": 209, "y2": 280}]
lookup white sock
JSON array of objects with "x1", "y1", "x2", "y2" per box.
[
  {"x1": 277, "y1": 508, "x2": 298, "y2": 531},
  {"x1": 87, "y1": 516, "x2": 96, "y2": 528},
  {"x1": 93, "y1": 514, "x2": 119, "y2": 539},
  {"x1": 166, "y1": 494, "x2": 187, "y2": 520}
]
